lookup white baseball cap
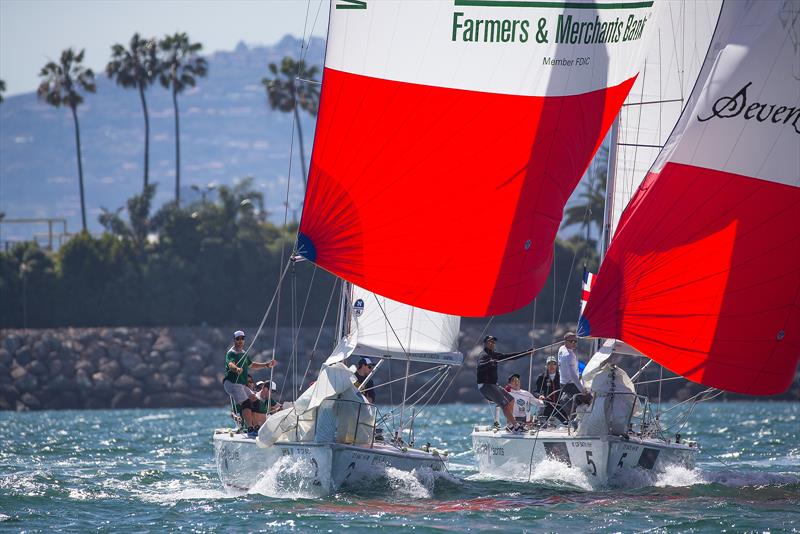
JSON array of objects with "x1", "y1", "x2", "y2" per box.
[{"x1": 233, "y1": 330, "x2": 245, "y2": 338}]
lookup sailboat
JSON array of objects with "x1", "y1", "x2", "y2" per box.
[
  {"x1": 215, "y1": 0, "x2": 656, "y2": 493},
  {"x1": 212, "y1": 280, "x2": 461, "y2": 494},
  {"x1": 472, "y1": 0, "x2": 799, "y2": 484}
]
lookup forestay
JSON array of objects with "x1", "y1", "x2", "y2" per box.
[
  {"x1": 298, "y1": 0, "x2": 659, "y2": 316},
  {"x1": 582, "y1": 0, "x2": 800, "y2": 395},
  {"x1": 348, "y1": 284, "x2": 463, "y2": 366}
]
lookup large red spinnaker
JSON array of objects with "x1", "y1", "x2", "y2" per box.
[
  {"x1": 298, "y1": 0, "x2": 658, "y2": 316},
  {"x1": 581, "y1": 0, "x2": 800, "y2": 395}
]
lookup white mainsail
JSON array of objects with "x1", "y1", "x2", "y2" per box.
[{"x1": 347, "y1": 284, "x2": 463, "y2": 366}]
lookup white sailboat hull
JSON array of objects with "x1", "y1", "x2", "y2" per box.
[
  {"x1": 471, "y1": 427, "x2": 697, "y2": 485},
  {"x1": 213, "y1": 430, "x2": 447, "y2": 495}
]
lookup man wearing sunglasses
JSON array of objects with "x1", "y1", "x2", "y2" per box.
[
  {"x1": 557, "y1": 332, "x2": 591, "y2": 425},
  {"x1": 223, "y1": 330, "x2": 277, "y2": 435}
]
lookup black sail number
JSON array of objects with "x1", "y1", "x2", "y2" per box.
[
  {"x1": 617, "y1": 452, "x2": 628, "y2": 469},
  {"x1": 585, "y1": 450, "x2": 597, "y2": 476}
]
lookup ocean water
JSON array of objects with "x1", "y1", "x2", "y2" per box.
[{"x1": 0, "y1": 402, "x2": 798, "y2": 533}]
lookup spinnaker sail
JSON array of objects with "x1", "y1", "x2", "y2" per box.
[
  {"x1": 582, "y1": 0, "x2": 800, "y2": 395},
  {"x1": 298, "y1": 0, "x2": 659, "y2": 316}
]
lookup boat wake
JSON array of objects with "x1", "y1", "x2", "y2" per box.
[{"x1": 248, "y1": 456, "x2": 330, "y2": 500}]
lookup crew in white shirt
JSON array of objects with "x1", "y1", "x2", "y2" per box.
[
  {"x1": 504, "y1": 373, "x2": 542, "y2": 423},
  {"x1": 556, "y1": 332, "x2": 592, "y2": 423}
]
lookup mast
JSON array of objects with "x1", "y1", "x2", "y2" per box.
[{"x1": 600, "y1": 118, "x2": 619, "y2": 263}]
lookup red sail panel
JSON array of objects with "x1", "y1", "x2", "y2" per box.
[
  {"x1": 582, "y1": 163, "x2": 800, "y2": 395},
  {"x1": 299, "y1": 68, "x2": 634, "y2": 316}
]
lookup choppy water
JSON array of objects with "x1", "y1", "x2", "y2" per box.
[{"x1": 1, "y1": 402, "x2": 798, "y2": 532}]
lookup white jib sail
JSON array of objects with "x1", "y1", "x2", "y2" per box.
[{"x1": 348, "y1": 285, "x2": 463, "y2": 366}]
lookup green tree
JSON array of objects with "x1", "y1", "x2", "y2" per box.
[
  {"x1": 262, "y1": 57, "x2": 320, "y2": 188},
  {"x1": 0, "y1": 79, "x2": 5, "y2": 103},
  {"x1": 37, "y1": 49, "x2": 96, "y2": 232},
  {"x1": 0, "y1": 242, "x2": 56, "y2": 327},
  {"x1": 99, "y1": 183, "x2": 157, "y2": 257},
  {"x1": 562, "y1": 145, "x2": 608, "y2": 244},
  {"x1": 157, "y1": 33, "x2": 208, "y2": 207},
  {"x1": 106, "y1": 34, "x2": 159, "y2": 190}
]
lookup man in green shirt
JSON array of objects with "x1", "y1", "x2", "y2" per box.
[{"x1": 222, "y1": 330, "x2": 277, "y2": 434}]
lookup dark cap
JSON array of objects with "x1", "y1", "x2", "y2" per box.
[
  {"x1": 357, "y1": 357, "x2": 374, "y2": 367},
  {"x1": 483, "y1": 335, "x2": 498, "y2": 343},
  {"x1": 507, "y1": 373, "x2": 520, "y2": 382}
]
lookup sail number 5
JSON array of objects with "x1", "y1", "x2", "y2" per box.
[{"x1": 585, "y1": 450, "x2": 597, "y2": 476}]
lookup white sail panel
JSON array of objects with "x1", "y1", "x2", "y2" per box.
[
  {"x1": 609, "y1": 0, "x2": 722, "y2": 237},
  {"x1": 326, "y1": 0, "x2": 658, "y2": 97},
  {"x1": 348, "y1": 285, "x2": 463, "y2": 365}
]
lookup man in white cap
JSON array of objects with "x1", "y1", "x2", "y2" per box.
[{"x1": 222, "y1": 330, "x2": 277, "y2": 435}]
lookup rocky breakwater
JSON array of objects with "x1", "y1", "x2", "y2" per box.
[
  {"x1": 0, "y1": 324, "x2": 573, "y2": 411},
  {"x1": 0, "y1": 327, "x2": 260, "y2": 411}
]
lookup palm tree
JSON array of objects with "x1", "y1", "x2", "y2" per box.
[
  {"x1": 262, "y1": 57, "x2": 320, "y2": 189},
  {"x1": 106, "y1": 34, "x2": 159, "y2": 190},
  {"x1": 562, "y1": 145, "x2": 608, "y2": 244},
  {"x1": 0, "y1": 79, "x2": 6, "y2": 103},
  {"x1": 38, "y1": 49, "x2": 96, "y2": 232},
  {"x1": 157, "y1": 32, "x2": 208, "y2": 207}
]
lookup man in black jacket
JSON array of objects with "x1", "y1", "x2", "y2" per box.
[
  {"x1": 477, "y1": 335, "x2": 533, "y2": 432},
  {"x1": 534, "y1": 355, "x2": 567, "y2": 424}
]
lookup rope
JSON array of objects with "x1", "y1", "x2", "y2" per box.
[
  {"x1": 300, "y1": 276, "x2": 338, "y2": 388},
  {"x1": 526, "y1": 425, "x2": 544, "y2": 483}
]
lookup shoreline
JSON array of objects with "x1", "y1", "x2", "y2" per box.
[{"x1": 2, "y1": 326, "x2": 797, "y2": 411}]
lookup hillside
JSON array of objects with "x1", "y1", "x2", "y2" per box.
[{"x1": 0, "y1": 35, "x2": 324, "y2": 242}]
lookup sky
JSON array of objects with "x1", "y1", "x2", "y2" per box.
[{"x1": 0, "y1": 0, "x2": 330, "y2": 96}]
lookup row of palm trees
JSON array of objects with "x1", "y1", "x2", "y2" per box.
[{"x1": 32, "y1": 33, "x2": 320, "y2": 232}]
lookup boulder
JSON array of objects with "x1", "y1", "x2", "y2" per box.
[
  {"x1": 0, "y1": 363, "x2": 9, "y2": 384},
  {"x1": 114, "y1": 375, "x2": 142, "y2": 390},
  {"x1": 11, "y1": 365, "x2": 38, "y2": 393},
  {"x1": 75, "y1": 369, "x2": 92, "y2": 389},
  {"x1": 99, "y1": 360, "x2": 122, "y2": 380},
  {"x1": 16, "y1": 400, "x2": 30, "y2": 411},
  {"x1": 91, "y1": 372, "x2": 114, "y2": 392},
  {"x1": 14, "y1": 345, "x2": 32, "y2": 366},
  {"x1": 190, "y1": 375, "x2": 218, "y2": 389},
  {"x1": 145, "y1": 372, "x2": 168, "y2": 390},
  {"x1": 119, "y1": 351, "x2": 143, "y2": 371},
  {"x1": 111, "y1": 390, "x2": 143, "y2": 409},
  {"x1": 0, "y1": 348, "x2": 12, "y2": 366},
  {"x1": 33, "y1": 340, "x2": 49, "y2": 360},
  {"x1": 2, "y1": 335, "x2": 22, "y2": 353},
  {"x1": 47, "y1": 357, "x2": 63, "y2": 377},
  {"x1": 0, "y1": 384, "x2": 20, "y2": 404},
  {"x1": 26, "y1": 360, "x2": 48, "y2": 377},
  {"x1": 172, "y1": 378, "x2": 190, "y2": 392},
  {"x1": 42, "y1": 332, "x2": 63, "y2": 353},
  {"x1": 152, "y1": 331, "x2": 176, "y2": 352},
  {"x1": 145, "y1": 350, "x2": 162, "y2": 365},
  {"x1": 183, "y1": 354, "x2": 205, "y2": 374},
  {"x1": 130, "y1": 363, "x2": 151, "y2": 380},
  {"x1": 85, "y1": 344, "x2": 108, "y2": 364},
  {"x1": 75, "y1": 359, "x2": 94, "y2": 375},
  {"x1": 160, "y1": 360, "x2": 180, "y2": 376},
  {"x1": 20, "y1": 392, "x2": 41, "y2": 410}
]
